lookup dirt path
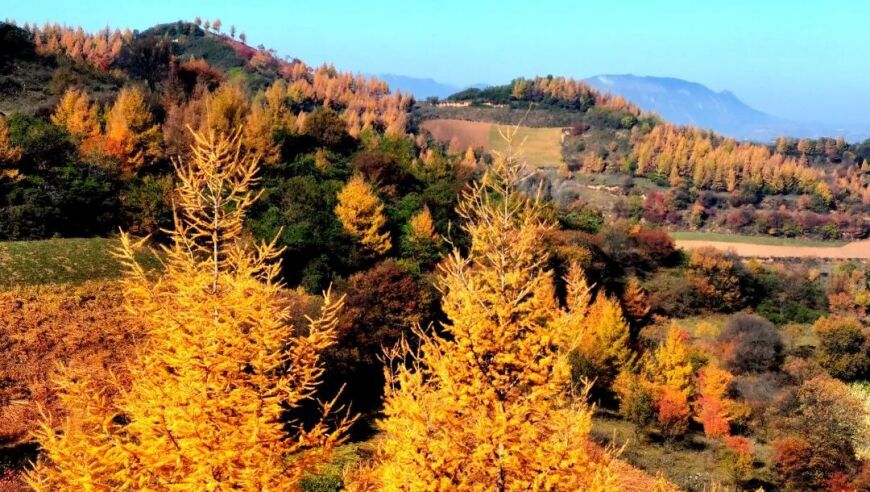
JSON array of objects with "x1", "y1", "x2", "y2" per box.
[{"x1": 676, "y1": 239, "x2": 870, "y2": 259}]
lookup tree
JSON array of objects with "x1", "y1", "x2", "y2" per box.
[
  {"x1": 572, "y1": 294, "x2": 634, "y2": 389},
  {"x1": 335, "y1": 174, "x2": 392, "y2": 256},
  {"x1": 239, "y1": 32, "x2": 247, "y2": 44},
  {"x1": 401, "y1": 206, "x2": 443, "y2": 269},
  {"x1": 229, "y1": 24, "x2": 236, "y2": 38},
  {"x1": 814, "y1": 316, "x2": 870, "y2": 381},
  {"x1": 193, "y1": 16, "x2": 201, "y2": 26},
  {"x1": 693, "y1": 364, "x2": 744, "y2": 438},
  {"x1": 102, "y1": 86, "x2": 161, "y2": 172},
  {"x1": 50, "y1": 88, "x2": 100, "y2": 142},
  {"x1": 28, "y1": 130, "x2": 351, "y2": 489},
  {"x1": 622, "y1": 276, "x2": 651, "y2": 325},
  {"x1": 648, "y1": 326, "x2": 694, "y2": 396},
  {"x1": 212, "y1": 18, "x2": 222, "y2": 33},
  {"x1": 348, "y1": 135, "x2": 617, "y2": 490},
  {"x1": 0, "y1": 116, "x2": 22, "y2": 180}
]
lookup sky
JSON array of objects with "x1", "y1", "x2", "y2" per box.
[{"x1": 6, "y1": 0, "x2": 870, "y2": 125}]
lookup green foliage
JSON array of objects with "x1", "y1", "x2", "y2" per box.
[
  {"x1": 814, "y1": 317, "x2": 870, "y2": 382},
  {"x1": 0, "y1": 237, "x2": 161, "y2": 288},
  {"x1": 558, "y1": 206, "x2": 604, "y2": 233}
]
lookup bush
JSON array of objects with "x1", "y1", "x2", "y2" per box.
[
  {"x1": 813, "y1": 316, "x2": 870, "y2": 381},
  {"x1": 718, "y1": 314, "x2": 784, "y2": 374}
]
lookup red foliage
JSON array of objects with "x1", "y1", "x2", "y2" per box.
[{"x1": 654, "y1": 387, "x2": 690, "y2": 440}]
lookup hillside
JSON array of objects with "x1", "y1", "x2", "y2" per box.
[{"x1": 585, "y1": 74, "x2": 870, "y2": 142}]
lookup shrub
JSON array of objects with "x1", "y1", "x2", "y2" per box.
[
  {"x1": 718, "y1": 314, "x2": 784, "y2": 374},
  {"x1": 813, "y1": 316, "x2": 870, "y2": 382},
  {"x1": 723, "y1": 436, "x2": 754, "y2": 482},
  {"x1": 773, "y1": 436, "x2": 815, "y2": 490}
]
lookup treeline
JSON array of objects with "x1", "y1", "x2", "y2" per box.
[{"x1": 449, "y1": 75, "x2": 643, "y2": 117}]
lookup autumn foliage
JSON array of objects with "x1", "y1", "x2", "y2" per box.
[
  {"x1": 27, "y1": 130, "x2": 351, "y2": 489},
  {"x1": 348, "y1": 134, "x2": 618, "y2": 490}
]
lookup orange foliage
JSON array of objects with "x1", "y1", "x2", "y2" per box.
[
  {"x1": 631, "y1": 124, "x2": 821, "y2": 194},
  {"x1": 0, "y1": 281, "x2": 135, "y2": 447},
  {"x1": 27, "y1": 23, "x2": 130, "y2": 70}
]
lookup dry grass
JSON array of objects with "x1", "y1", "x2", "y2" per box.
[{"x1": 489, "y1": 124, "x2": 564, "y2": 167}]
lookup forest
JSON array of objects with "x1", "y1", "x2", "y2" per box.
[{"x1": 1, "y1": 17, "x2": 869, "y2": 492}]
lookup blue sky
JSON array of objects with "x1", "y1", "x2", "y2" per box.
[{"x1": 6, "y1": 0, "x2": 869, "y2": 124}]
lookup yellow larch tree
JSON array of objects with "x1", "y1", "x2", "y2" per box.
[
  {"x1": 647, "y1": 326, "x2": 694, "y2": 396},
  {"x1": 621, "y1": 276, "x2": 651, "y2": 324},
  {"x1": 407, "y1": 205, "x2": 437, "y2": 242},
  {"x1": 574, "y1": 293, "x2": 635, "y2": 383},
  {"x1": 103, "y1": 85, "x2": 161, "y2": 172},
  {"x1": 0, "y1": 116, "x2": 23, "y2": 180},
  {"x1": 335, "y1": 174, "x2": 392, "y2": 256},
  {"x1": 27, "y1": 129, "x2": 351, "y2": 490},
  {"x1": 51, "y1": 87, "x2": 101, "y2": 141},
  {"x1": 348, "y1": 132, "x2": 617, "y2": 491}
]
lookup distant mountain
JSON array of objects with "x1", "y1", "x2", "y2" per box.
[
  {"x1": 584, "y1": 74, "x2": 870, "y2": 142},
  {"x1": 379, "y1": 74, "x2": 487, "y2": 100}
]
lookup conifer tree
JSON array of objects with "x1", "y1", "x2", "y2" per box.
[
  {"x1": 103, "y1": 86, "x2": 161, "y2": 171},
  {"x1": 28, "y1": 129, "x2": 351, "y2": 490},
  {"x1": 348, "y1": 131, "x2": 617, "y2": 491},
  {"x1": 335, "y1": 174, "x2": 392, "y2": 256},
  {"x1": 622, "y1": 276, "x2": 651, "y2": 325},
  {"x1": 51, "y1": 88, "x2": 101, "y2": 142},
  {"x1": 0, "y1": 116, "x2": 22, "y2": 180}
]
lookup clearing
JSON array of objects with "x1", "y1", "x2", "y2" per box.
[{"x1": 419, "y1": 118, "x2": 564, "y2": 167}]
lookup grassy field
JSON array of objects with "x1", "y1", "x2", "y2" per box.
[
  {"x1": 489, "y1": 124, "x2": 564, "y2": 167},
  {"x1": 670, "y1": 231, "x2": 846, "y2": 247},
  {"x1": 0, "y1": 237, "x2": 162, "y2": 289}
]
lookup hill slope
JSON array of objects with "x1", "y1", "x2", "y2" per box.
[{"x1": 585, "y1": 74, "x2": 870, "y2": 141}]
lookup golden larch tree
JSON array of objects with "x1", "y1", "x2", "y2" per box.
[
  {"x1": 103, "y1": 85, "x2": 161, "y2": 171},
  {"x1": 51, "y1": 88, "x2": 101, "y2": 141},
  {"x1": 0, "y1": 116, "x2": 23, "y2": 180},
  {"x1": 348, "y1": 132, "x2": 617, "y2": 491},
  {"x1": 28, "y1": 129, "x2": 351, "y2": 490},
  {"x1": 335, "y1": 174, "x2": 392, "y2": 256}
]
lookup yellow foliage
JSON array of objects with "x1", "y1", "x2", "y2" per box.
[
  {"x1": 347, "y1": 134, "x2": 617, "y2": 491},
  {"x1": 0, "y1": 115, "x2": 23, "y2": 180},
  {"x1": 408, "y1": 205, "x2": 437, "y2": 242},
  {"x1": 51, "y1": 88, "x2": 101, "y2": 141},
  {"x1": 103, "y1": 86, "x2": 161, "y2": 171},
  {"x1": 205, "y1": 79, "x2": 251, "y2": 134},
  {"x1": 335, "y1": 174, "x2": 392, "y2": 256},
  {"x1": 28, "y1": 130, "x2": 351, "y2": 490},
  {"x1": 576, "y1": 294, "x2": 635, "y2": 375},
  {"x1": 648, "y1": 326, "x2": 694, "y2": 396}
]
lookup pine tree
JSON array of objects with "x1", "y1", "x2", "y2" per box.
[
  {"x1": 28, "y1": 129, "x2": 351, "y2": 490},
  {"x1": 335, "y1": 174, "x2": 392, "y2": 256},
  {"x1": 348, "y1": 133, "x2": 617, "y2": 491}
]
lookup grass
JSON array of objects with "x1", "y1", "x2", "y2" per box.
[
  {"x1": 0, "y1": 237, "x2": 162, "y2": 289},
  {"x1": 592, "y1": 412, "x2": 773, "y2": 491},
  {"x1": 489, "y1": 124, "x2": 564, "y2": 167},
  {"x1": 669, "y1": 231, "x2": 846, "y2": 247}
]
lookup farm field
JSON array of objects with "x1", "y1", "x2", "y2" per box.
[
  {"x1": 672, "y1": 231, "x2": 870, "y2": 259},
  {"x1": 420, "y1": 118, "x2": 564, "y2": 167}
]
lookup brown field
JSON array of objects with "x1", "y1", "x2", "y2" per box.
[
  {"x1": 420, "y1": 118, "x2": 564, "y2": 167},
  {"x1": 419, "y1": 119, "x2": 492, "y2": 150},
  {"x1": 676, "y1": 238, "x2": 870, "y2": 259}
]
